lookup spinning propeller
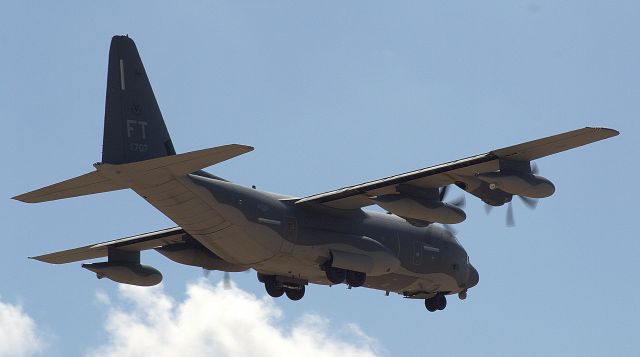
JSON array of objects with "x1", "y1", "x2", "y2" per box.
[
  {"x1": 439, "y1": 185, "x2": 466, "y2": 234},
  {"x1": 203, "y1": 269, "x2": 232, "y2": 289},
  {"x1": 485, "y1": 163, "x2": 540, "y2": 227}
]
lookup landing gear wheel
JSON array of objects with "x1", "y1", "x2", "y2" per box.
[
  {"x1": 285, "y1": 285, "x2": 305, "y2": 301},
  {"x1": 425, "y1": 299, "x2": 437, "y2": 312},
  {"x1": 345, "y1": 271, "x2": 366, "y2": 287},
  {"x1": 325, "y1": 266, "x2": 346, "y2": 284},
  {"x1": 425, "y1": 294, "x2": 447, "y2": 312},
  {"x1": 264, "y1": 279, "x2": 284, "y2": 298},
  {"x1": 435, "y1": 294, "x2": 447, "y2": 311}
]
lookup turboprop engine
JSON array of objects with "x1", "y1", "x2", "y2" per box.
[
  {"x1": 476, "y1": 171, "x2": 555, "y2": 198},
  {"x1": 371, "y1": 194, "x2": 466, "y2": 224},
  {"x1": 82, "y1": 261, "x2": 162, "y2": 286}
]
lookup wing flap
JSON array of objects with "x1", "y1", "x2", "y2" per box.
[{"x1": 31, "y1": 227, "x2": 186, "y2": 264}]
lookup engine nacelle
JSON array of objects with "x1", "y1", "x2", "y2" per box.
[
  {"x1": 372, "y1": 194, "x2": 466, "y2": 224},
  {"x1": 476, "y1": 172, "x2": 555, "y2": 198},
  {"x1": 155, "y1": 244, "x2": 246, "y2": 272},
  {"x1": 82, "y1": 261, "x2": 162, "y2": 286}
]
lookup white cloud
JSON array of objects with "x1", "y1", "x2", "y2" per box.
[
  {"x1": 0, "y1": 298, "x2": 42, "y2": 357},
  {"x1": 87, "y1": 280, "x2": 382, "y2": 357}
]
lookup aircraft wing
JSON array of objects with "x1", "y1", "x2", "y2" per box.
[
  {"x1": 31, "y1": 226, "x2": 186, "y2": 264},
  {"x1": 295, "y1": 127, "x2": 619, "y2": 209}
]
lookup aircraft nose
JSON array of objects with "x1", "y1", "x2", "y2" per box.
[{"x1": 467, "y1": 264, "x2": 479, "y2": 288}]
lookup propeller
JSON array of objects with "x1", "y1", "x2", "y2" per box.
[
  {"x1": 203, "y1": 269, "x2": 232, "y2": 289},
  {"x1": 486, "y1": 162, "x2": 540, "y2": 227},
  {"x1": 439, "y1": 185, "x2": 466, "y2": 208},
  {"x1": 439, "y1": 185, "x2": 466, "y2": 234}
]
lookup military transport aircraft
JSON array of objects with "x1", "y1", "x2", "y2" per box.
[{"x1": 14, "y1": 36, "x2": 618, "y2": 312}]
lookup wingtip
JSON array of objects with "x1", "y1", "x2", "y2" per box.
[
  {"x1": 11, "y1": 194, "x2": 31, "y2": 203},
  {"x1": 234, "y1": 144, "x2": 254, "y2": 152},
  {"x1": 586, "y1": 127, "x2": 620, "y2": 137}
]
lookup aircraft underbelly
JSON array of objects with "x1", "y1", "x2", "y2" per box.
[{"x1": 132, "y1": 175, "x2": 280, "y2": 265}]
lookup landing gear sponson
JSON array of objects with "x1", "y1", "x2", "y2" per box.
[{"x1": 257, "y1": 273, "x2": 307, "y2": 301}]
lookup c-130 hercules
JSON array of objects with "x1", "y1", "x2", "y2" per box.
[{"x1": 14, "y1": 36, "x2": 618, "y2": 312}]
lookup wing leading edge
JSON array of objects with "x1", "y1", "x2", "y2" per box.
[{"x1": 296, "y1": 127, "x2": 618, "y2": 210}]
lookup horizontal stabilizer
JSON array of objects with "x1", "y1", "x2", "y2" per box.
[
  {"x1": 13, "y1": 144, "x2": 253, "y2": 203},
  {"x1": 13, "y1": 171, "x2": 127, "y2": 203},
  {"x1": 99, "y1": 144, "x2": 253, "y2": 177},
  {"x1": 31, "y1": 226, "x2": 185, "y2": 264}
]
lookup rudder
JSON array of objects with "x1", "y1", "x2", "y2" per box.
[{"x1": 102, "y1": 35, "x2": 176, "y2": 165}]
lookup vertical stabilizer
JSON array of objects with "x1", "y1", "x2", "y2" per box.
[{"x1": 102, "y1": 35, "x2": 176, "y2": 164}]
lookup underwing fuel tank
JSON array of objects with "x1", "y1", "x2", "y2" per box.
[
  {"x1": 372, "y1": 194, "x2": 466, "y2": 224},
  {"x1": 476, "y1": 172, "x2": 555, "y2": 198},
  {"x1": 82, "y1": 261, "x2": 162, "y2": 286}
]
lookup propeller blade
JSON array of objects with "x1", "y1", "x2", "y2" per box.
[
  {"x1": 484, "y1": 204, "x2": 493, "y2": 214},
  {"x1": 223, "y1": 271, "x2": 231, "y2": 289},
  {"x1": 442, "y1": 224, "x2": 457, "y2": 235},
  {"x1": 518, "y1": 195, "x2": 539, "y2": 209},
  {"x1": 439, "y1": 185, "x2": 449, "y2": 201},
  {"x1": 203, "y1": 268, "x2": 211, "y2": 278},
  {"x1": 449, "y1": 195, "x2": 466, "y2": 209},
  {"x1": 506, "y1": 202, "x2": 515, "y2": 227},
  {"x1": 531, "y1": 162, "x2": 539, "y2": 175}
]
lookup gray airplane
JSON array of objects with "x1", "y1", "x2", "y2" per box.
[{"x1": 14, "y1": 36, "x2": 618, "y2": 312}]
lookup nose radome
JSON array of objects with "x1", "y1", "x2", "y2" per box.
[{"x1": 468, "y1": 264, "x2": 479, "y2": 288}]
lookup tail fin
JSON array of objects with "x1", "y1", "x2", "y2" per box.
[{"x1": 102, "y1": 35, "x2": 176, "y2": 164}]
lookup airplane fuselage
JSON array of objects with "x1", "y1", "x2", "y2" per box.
[{"x1": 148, "y1": 173, "x2": 479, "y2": 298}]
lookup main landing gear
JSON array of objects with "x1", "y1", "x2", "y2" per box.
[
  {"x1": 259, "y1": 273, "x2": 306, "y2": 301},
  {"x1": 324, "y1": 266, "x2": 367, "y2": 287},
  {"x1": 425, "y1": 293, "x2": 447, "y2": 312}
]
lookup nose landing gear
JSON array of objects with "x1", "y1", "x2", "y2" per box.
[{"x1": 425, "y1": 293, "x2": 447, "y2": 312}]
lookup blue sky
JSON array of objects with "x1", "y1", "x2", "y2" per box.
[{"x1": 1, "y1": 1, "x2": 638, "y2": 356}]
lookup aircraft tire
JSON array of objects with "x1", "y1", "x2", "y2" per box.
[
  {"x1": 425, "y1": 298, "x2": 437, "y2": 312},
  {"x1": 436, "y1": 294, "x2": 447, "y2": 311},
  {"x1": 345, "y1": 271, "x2": 366, "y2": 287},
  {"x1": 325, "y1": 267, "x2": 346, "y2": 284},
  {"x1": 265, "y1": 279, "x2": 284, "y2": 298},
  {"x1": 285, "y1": 285, "x2": 305, "y2": 301}
]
